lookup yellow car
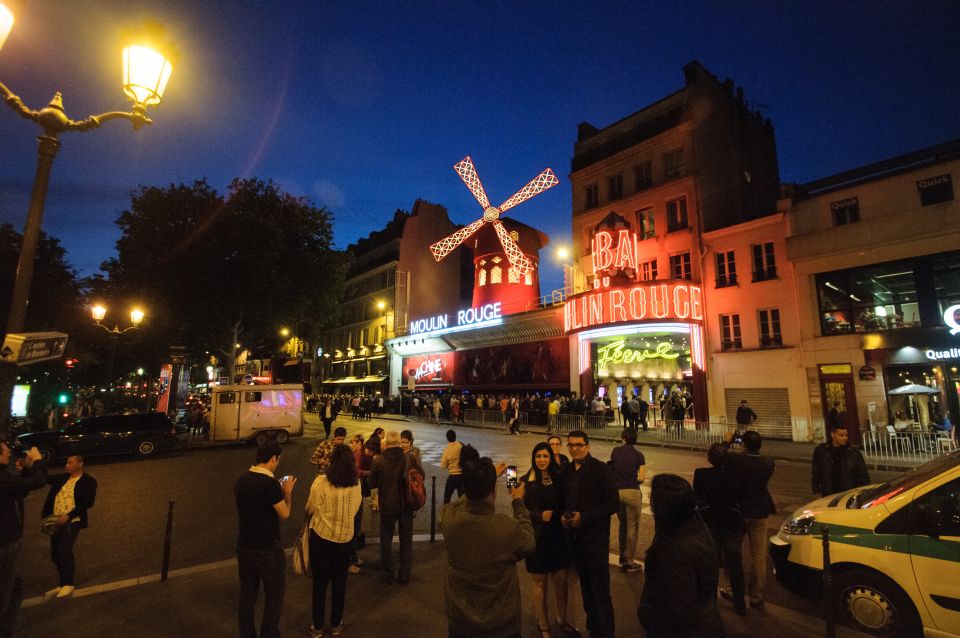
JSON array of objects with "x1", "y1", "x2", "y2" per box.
[{"x1": 770, "y1": 449, "x2": 960, "y2": 638}]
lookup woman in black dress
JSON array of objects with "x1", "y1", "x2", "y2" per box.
[{"x1": 522, "y1": 442, "x2": 579, "y2": 638}]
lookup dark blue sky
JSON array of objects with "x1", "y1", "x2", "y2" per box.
[{"x1": 1, "y1": 0, "x2": 959, "y2": 296}]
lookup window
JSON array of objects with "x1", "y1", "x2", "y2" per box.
[
  {"x1": 585, "y1": 183, "x2": 599, "y2": 209},
  {"x1": 636, "y1": 208, "x2": 655, "y2": 239},
  {"x1": 360, "y1": 328, "x2": 368, "y2": 345},
  {"x1": 634, "y1": 161, "x2": 652, "y2": 191},
  {"x1": 373, "y1": 326, "x2": 381, "y2": 343},
  {"x1": 816, "y1": 261, "x2": 920, "y2": 334},
  {"x1": 491, "y1": 266, "x2": 502, "y2": 284},
  {"x1": 720, "y1": 314, "x2": 742, "y2": 350},
  {"x1": 912, "y1": 478, "x2": 960, "y2": 536},
  {"x1": 639, "y1": 259, "x2": 658, "y2": 281},
  {"x1": 666, "y1": 197, "x2": 688, "y2": 231},
  {"x1": 478, "y1": 269, "x2": 486, "y2": 286},
  {"x1": 752, "y1": 242, "x2": 777, "y2": 281},
  {"x1": 219, "y1": 392, "x2": 237, "y2": 405},
  {"x1": 715, "y1": 251, "x2": 737, "y2": 287},
  {"x1": 244, "y1": 391, "x2": 262, "y2": 403},
  {"x1": 508, "y1": 267, "x2": 520, "y2": 284},
  {"x1": 524, "y1": 271, "x2": 533, "y2": 285},
  {"x1": 663, "y1": 148, "x2": 685, "y2": 180},
  {"x1": 918, "y1": 173, "x2": 954, "y2": 206},
  {"x1": 607, "y1": 174, "x2": 623, "y2": 201},
  {"x1": 669, "y1": 252, "x2": 692, "y2": 280},
  {"x1": 759, "y1": 308, "x2": 782, "y2": 347},
  {"x1": 492, "y1": 256, "x2": 502, "y2": 264},
  {"x1": 830, "y1": 196, "x2": 860, "y2": 226}
]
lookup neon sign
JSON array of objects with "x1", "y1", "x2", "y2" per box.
[
  {"x1": 564, "y1": 283, "x2": 703, "y2": 333},
  {"x1": 944, "y1": 304, "x2": 960, "y2": 335},
  {"x1": 409, "y1": 302, "x2": 503, "y2": 336},
  {"x1": 591, "y1": 229, "x2": 639, "y2": 281},
  {"x1": 596, "y1": 340, "x2": 679, "y2": 375},
  {"x1": 413, "y1": 357, "x2": 444, "y2": 380}
]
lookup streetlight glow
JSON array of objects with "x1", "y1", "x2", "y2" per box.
[
  {"x1": 130, "y1": 308, "x2": 145, "y2": 326},
  {"x1": 376, "y1": 300, "x2": 386, "y2": 311},
  {"x1": 556, "y1": 246, "x2": 570, "y2": 260},
  {"x1": 91, "y1": 304, "x2": 107, "y2": 322},
  {"x1": 0, "y1": 4, "x2": 13, "y2": 53},
  {"x1": 279, "y1": 327, "x2": 290, "y2": 337},
  {"x1": 122, "y1": 45, "x2": 172, "y2": 108}
]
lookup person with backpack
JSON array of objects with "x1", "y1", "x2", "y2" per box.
[{"x1": 368, "y1": 430, "x2": 423, "y2": 584}]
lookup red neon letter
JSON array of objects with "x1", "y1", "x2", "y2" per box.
[
  {"x1": 690, "y1": 286, "x2": 703, "y2": 320},
  {"x1": 673, "y1": 285, "x2": 690, "y2": 319},
  {"x1": 650, "y1": 285, "x2": 669, "y2": 318},
  {"x1": 613, "y1": 229, "x2": 637, "y2": 271},
  {"x1": 628, "y1": 286, "x2": 646, "y2": 319},
  {"x1": 592, "y1": 231, "x2": 614, "y2": 274},
  {"x1": 609, "y1": 289, "x2": 627, "y2": 323}
]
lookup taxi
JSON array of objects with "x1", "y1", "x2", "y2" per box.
[{"x1": 770, "y1": 450, "x2": 960, "y2": 637}]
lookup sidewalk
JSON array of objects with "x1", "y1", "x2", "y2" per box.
[{"x1": 17, "y1": 537, "x2": 866, "y2": 638}]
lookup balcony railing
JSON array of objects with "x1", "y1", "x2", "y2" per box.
[
  {"x1": 715, "y1": 274, "x2": 738, "y2": 288},
  {"x1": 720, "y1": 339, "x2": 742, "y2": 351},
  {"x1": 752, "y1": 266, "x2": 778, "y2": 282},
  {"x1": 760, "y1": 335, "x2": 783, "y2": 348}
]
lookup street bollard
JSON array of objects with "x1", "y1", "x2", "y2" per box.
[
  {"x1": 821, "y1": 525, "x2": 836, "y2": 638},
  {"x1": 430, "y1": 475, "x2": 437, "y2": 542},
  {"x1": 161, "y1": 500, "x2": 175, "y2": 581}
]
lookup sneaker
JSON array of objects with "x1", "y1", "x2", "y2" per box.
[
  {"x1": 56, "y1": 585, "x2": 75, "y2": 598},
  {"x1": 44, "y1": 587, "x2": 61, "y2": 598},
  {"x1": 624, "y1": 561, "x2": 644, "y2": 573},
  {"x1": 332, "y1": 623, "x2": 344, "y2": 635},
  {"x1": 310, "y1": 624, "x2": 325, "y2": 637},
  {"x1": 348, "y1": 564, "x2": 361, "y2": 574}
]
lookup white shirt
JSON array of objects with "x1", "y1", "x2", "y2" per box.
[{"x1": 306, "y1": 475, "x2": 362, "y2": 543}]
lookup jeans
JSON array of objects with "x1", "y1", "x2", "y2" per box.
[
  {"x1": 713, "y1": 525, "x2": 746, "y2": 602},
  {"x1": 310, "y1": 532, "x2": 351, "y2": 628},
  {"x1": 443, "y1": 475, "x2": 462, "y2": 504},
  {"x1": 574, "y1": 546, "x2": 614, "y2": 638},
  {"x1": 744, "y1": 517, "x2": 768, "y2": 603},
  {"x1": 237, "y1": 544, "x2": 286, "y2": 638},
  {"x1": 0, "y1": 541, "x2": 23, "y2": 638},
  {"x1": 379, "y1": 511, "x2": 413, "y2": 579},
  {"x1": 51, "y1": 522, "x2": 80, "y2": 586},
  {"x1": 348, "y1": 506, "x2": 363, "y2": 565},
  {"x1": 617, "y1": 488, "x2": 643, "y2": 563}
]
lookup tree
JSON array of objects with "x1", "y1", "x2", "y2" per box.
[{"x1": 98, "y1": 178, "x2": 346, "y2": 377}]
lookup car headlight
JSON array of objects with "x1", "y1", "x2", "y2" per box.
[{"x1": 781, "y1": 511, "x2": 816, "y2": 535}]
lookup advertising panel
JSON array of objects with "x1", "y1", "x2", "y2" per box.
[
  {"x1": 453, "y1": 338, "x2": 569, "y2": 389},
  {"x1": 402, "y1": 352, "x2": 455, "y2": 387}
]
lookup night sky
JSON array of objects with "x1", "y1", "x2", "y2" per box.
[{"x1": 1, "y1": 0, "x2": 959, "y2": 296}]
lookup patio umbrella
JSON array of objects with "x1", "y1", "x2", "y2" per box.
[{"x1": 887, "y1": 384, "x2": 939, "y2": 395}]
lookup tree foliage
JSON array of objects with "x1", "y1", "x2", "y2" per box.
[{"x1": 98, "y1": 178, "x2": 345, "y2": 376}]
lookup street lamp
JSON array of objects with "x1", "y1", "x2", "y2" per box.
[
  {"x1": 0, "y1": 5, "x2": 173, "y2": 430},
  {"x1": 92, "y1": 305, "x2": 146, "y2": 390}
]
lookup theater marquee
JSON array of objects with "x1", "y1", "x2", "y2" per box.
[{"x1": 564, "y1": 282, "x2": 704, "y2": 333}]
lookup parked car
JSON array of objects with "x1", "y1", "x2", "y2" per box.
[
  {"x1": 18, "y1": 412, "x2": 181, "y2": 461},
  {"x1": 770, "y1": 449, "x2": 960, "y2": 638}
]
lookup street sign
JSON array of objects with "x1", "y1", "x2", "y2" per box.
[
  {"x1": 243, "y1": 374, "x2": 253, "y2": 384},
  {"x1": 0, "y1": 332, "x2": 68, "y2": 365}
]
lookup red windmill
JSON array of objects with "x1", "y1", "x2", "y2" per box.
[{"x1": 429, "y1": 156, "x2": 559, "y2": 276}]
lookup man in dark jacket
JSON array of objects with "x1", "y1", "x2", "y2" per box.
[
  {"x1": 42, "y1": 454, "x2": 97, "y2": 598},
  {"x1": 561, "y1": 430, "x2": 619, "y2": 638},
  {"x1": 0, "y1": 441, "x2": 45, "y2": 637},
  {"x1": 368, "y1": 430, "x2": 423, "y2": 583},
  {"x1": 725, "y1": 431, "x2": 776, "y2": 614},
  {"x1": 812, "y1": 424, "x2": 870, "y2": 497}
]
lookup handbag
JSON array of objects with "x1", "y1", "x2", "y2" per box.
[
  {"x1": 292, "y1": 512, "x2": 311, "y2": 575},
  {"x1": 40, "y1": 515, "x2": 62, "y2": 536}
]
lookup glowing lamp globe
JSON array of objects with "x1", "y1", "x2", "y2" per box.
[
  {"x1": 0, "y1": 4, "x2": 13, "y2": 53},
  {"x1": 91, "y1": 305, "x2": 107, "y2": 322},
  {"x1": 130, "y1": 308, "x2": 145, "y2": 326},
  {"x1": 122, "y1": 45, "x2": 172, "y2": 108}
]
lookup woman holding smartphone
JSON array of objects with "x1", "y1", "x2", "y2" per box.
[
  {"x1": 306, "y1": 444, "x2": 362, "y2": 636},
  {"x1": 521, "y1": 442, "x2": 579, "y2": 638}
]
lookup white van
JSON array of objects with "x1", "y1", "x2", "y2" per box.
[
  {"x1": 770, "y1": 450, "x2": 960, "y2": 638},
  {"x1": 209, "y1": 384, "x2": 304, "y2": 444}
]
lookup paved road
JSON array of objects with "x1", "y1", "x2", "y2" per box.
[{"x1": 13, "y1": 414, "x2": 894, "y2": 636}]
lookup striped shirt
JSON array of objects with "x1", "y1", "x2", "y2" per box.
[{"x1": 306, "y1": 475, "x2": 362, "y2": 543}]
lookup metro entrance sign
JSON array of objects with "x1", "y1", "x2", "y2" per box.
[
  {"x1": 564, "y1": 282, "x2": 703, "y2": 333},
  {"x1": 0, "y1": 332, "x2": 68, "y2": 365}
]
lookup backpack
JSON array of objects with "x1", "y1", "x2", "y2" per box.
[{"x1": 403, "y1": 454, "x2": 426, "y2": 511}]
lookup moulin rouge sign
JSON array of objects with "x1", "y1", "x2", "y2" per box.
[{"x1": 564, "y1": 228, "x2": 703, "y2": 333}]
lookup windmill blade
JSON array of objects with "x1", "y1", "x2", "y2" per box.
[
  {"x1": 498, "y1": 168, "x2": 559, "y2": 213},
  {"x1": 429, "y1": 217, "x2": 488, "y2": 261},
  {"x1": 491, "y1": 219, "x2": 533, "y2": 276},
  {"x1": 453, "y1": 156, "x2": 491, "y2": 210}
]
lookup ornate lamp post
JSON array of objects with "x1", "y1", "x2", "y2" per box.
[
  {"x1": 0, "y1": 4, "x2": 173, "y2": 431},
  {"x1": 92, "y1": 304, "x2": 145, "y2": 391}
]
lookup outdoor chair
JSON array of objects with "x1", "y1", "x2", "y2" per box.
[{"x1": 886, "y1": 425, "x2": 912, "y2": 451}]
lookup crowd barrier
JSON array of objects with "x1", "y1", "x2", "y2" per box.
[{"x1": 860, "y1": 429, "x2": 958, "y2": 464}]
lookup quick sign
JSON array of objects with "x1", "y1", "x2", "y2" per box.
[
  {"x1": 408, "y1": 302, "x2": 502, "y2": 336},
  {"x1": 564, "y1": 283, "x2": 703, "y2": 333}
]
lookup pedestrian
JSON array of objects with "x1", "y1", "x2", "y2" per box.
[
  {"x1": 826, "y1": 401, "x2": 843, "y2": 431},
  {"x1": 610, "y1": 428, "x2": 646, "y2": 572},
  {"x1": 42, "y1": 454, "x2": 97, "y2": 598},
  {"x1": 547, "y1": 435, "x2": 569, "y2": 467},
  {"x1": 235, "y1": 441, "x2": 297, "y2": 638},
  {"x1": 626, "y1": 395, "x2": 641, "y2": 431},
  {"x1": 0, "y1": 441, "x2": 45, "y2": 637},
  {"x1": 306, "y1": 445, "x2": 362, "y2": 637},
  {"x1": 548, "y1": 397, "x2": 560, "y2": 432},
  {"x1": 521, "y1": 443, "x2": 579, "y2": 638},
  {"x1": 368, "y1": 430, "x2": 423, "y2": 583},
  {"x1": 507, "y1": 399, "x2": 521, "y2": 435},
  {"x1": 638, "y1": 474, "x2": 724, "y2": 638},
  {"x1": 319, "y1": 396, "x2": 335, "y2": 439},
  {"x1": 811, "y1": 424, "x2": 870, "y2": 497},
  {"x1": 348, "y1": 434, "x2": 370, "y2": 572},
  {"x1": 442, "y1": 455, "x2": 535, "y2": 638},
  {"x1": 725, "y1": 430, "x2": 776, "y2": 615},
  {"x1": 441, "y1": 429, "x2": 464, "y2": 504},
  {"x1": 310, "y1": 427, "x2": 347, "y2": 474},
  {"x1": 735, "y1": 400, "x2": 757, "y2": 433},
  {"x1": 560, "y1": 430, "x2": 619, "y2": 638},
  {"x1": 694, "y1": 443, "x2": 746, "y2": 616},
  {"x1": 432, "y1": 398, "x2": 442, "y2": 425},
  {"x1": 400, "y1": 430, "x2": 422, "y2": 466}
]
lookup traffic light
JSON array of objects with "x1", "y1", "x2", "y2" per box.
[
  {"x1": 64, "y1": 357, "x2": 78, "y2": 369},
  {"x1": 57, "y1": 393, "x2": 70, "y2": 405}
]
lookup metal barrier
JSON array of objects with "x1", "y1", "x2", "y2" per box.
[
  {"x1": 861, "y1": 429, "x2": 958, "y2": 464},
  {"x1": 462, "y1": 409, "x2": 529, "y2": 429},
  {"x1": 654, "y1": 420, "x2": 730, "y2": 447}
]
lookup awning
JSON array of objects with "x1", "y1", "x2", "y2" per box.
[{"x1": 324, "y1": 376, "x2": 387, "y2": 385}]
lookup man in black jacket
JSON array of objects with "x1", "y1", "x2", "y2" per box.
[
  {"x1": 0, "y1": 440, "x2": 45, "y2": 638},
  {"x1": 561, "y1": 430, "x2": 619, "y2": 638},
  {"x1": 812, "y1": 425, "x2": 870, "y2": 497},
  {"x1": 42, "y1": 454, "x2": 97, "y2": 598}
]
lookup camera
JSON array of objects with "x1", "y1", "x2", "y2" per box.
[{"x1": 505, "y1": 465, "x2": 518, "y2": 489}]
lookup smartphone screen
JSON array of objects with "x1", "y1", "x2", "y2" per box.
[{"x1": 506, "y1": 465, "x2": 518, "y2": 487}]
